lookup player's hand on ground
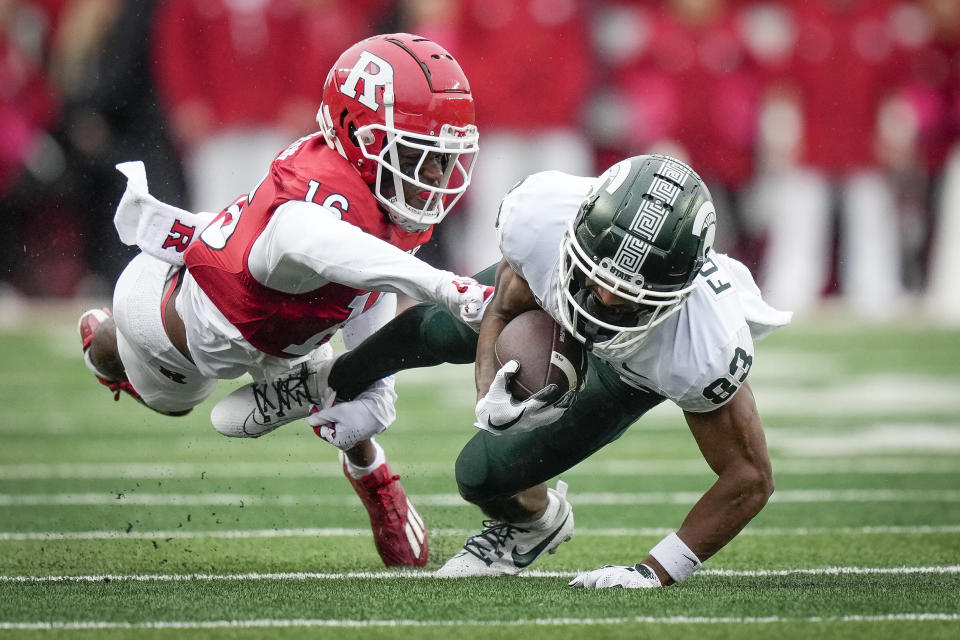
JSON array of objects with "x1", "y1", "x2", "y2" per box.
[
  {"x1": 474, "y1": 360, "x2": 568, "y2": 435},
  {"x1": 568, "y1": 564, "x2": 662, "y2": 589},
  {"x1": 308, "y1": 377, "x2": 397, "y2": 450}
]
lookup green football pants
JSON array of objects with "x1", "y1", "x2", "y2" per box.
[{"x1": 328, "y1": 264, "x2": 666, "y2": 504}]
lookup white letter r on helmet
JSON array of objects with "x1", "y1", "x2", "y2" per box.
[{"x1": 339, "y1": 51, "x2": 394, "y2": 112}]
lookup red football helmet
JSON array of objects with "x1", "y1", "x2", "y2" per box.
[{"x1": 317, "y1": 33, "x2": 479, "y2": 231}]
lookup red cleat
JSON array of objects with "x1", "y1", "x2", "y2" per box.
[
  {"x1": 78, "y1": 308, "x2": 143, "y2": 403},
  {"x1": 342, "y1": 454, "x2": 428, "y2": 567}
]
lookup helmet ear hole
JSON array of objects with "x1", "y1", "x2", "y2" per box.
[
  {"x1": 337, "y1": 109, "x2": 364, "y2": 149},
  {"x1": 346, "y1": 121, "x2": 359, "y2": 147}
]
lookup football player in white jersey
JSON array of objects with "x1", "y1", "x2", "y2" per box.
[
  {"x1": 317, "y1": 154, "x2": 791, "y2": 586},
  {"x1": 77, "y1": 34, "x2": 489, "y2": 568}
]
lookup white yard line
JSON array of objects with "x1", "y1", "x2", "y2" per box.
[
  {"x1": 766, "y1": 424, "x2": 960, "y2": 455},
  {"x1": 2, "y1": 488, "x2": 959, "y2": 507},
  {"x1": 2, "y1": 524, "x2": 959, "y2": 542},
  {"x1": 1, "y1": 566, "x2": 958, "y2": 583},
  {"x1": 1, "y1": 613, "x2": 959, "y2": 630},
  {"x1": 0, "y1": 462, "x2": 355, "y2": 479},
  {"x1": 1, "y1": 456, "x2": 957, "y2": 479},
  {"x1": 579, "y1": 458, "x2": 960, "y2": 476},
  {"x1": 759, "y1": 378, "x2": 960, "y2": 416}
]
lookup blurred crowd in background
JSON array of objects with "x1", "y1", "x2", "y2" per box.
[{"x1": 2, "y1": 0, "x2": 959, "y2": 322}]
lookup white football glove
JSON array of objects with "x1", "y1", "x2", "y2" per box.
[
  {"x1": 438, "y1": 276, "x2": 495, "y2": 331},
  {"x1": 568, "y1": 563, "x2": 663, "y2": 589},
  {"x1": 474, "y1": 360, "x2": 571, "y2": 435},
  {"x1": 307, "y1": 377, "x2": 397, "y2": 450}
]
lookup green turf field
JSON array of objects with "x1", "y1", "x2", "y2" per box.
[{"x1": 1, "y1": 308, "x2": 958, "y2": 639}]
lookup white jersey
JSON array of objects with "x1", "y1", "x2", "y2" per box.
[{"x1": 498, "y1": 170, "x2": 791, "y2": 413}]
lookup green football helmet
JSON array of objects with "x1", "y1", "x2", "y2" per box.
[{"x1": 556, "y1": 154, "x2": 717, "y2": 354}]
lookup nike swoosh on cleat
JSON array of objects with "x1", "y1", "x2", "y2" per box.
[
  {"x1": 510, "y1": 513, "x2": 570, "y2": 569},
  {"x1": 244, "y1": 411, "x2": 269, "y2": 427},
  {"x1": 487, "y1": 408, "x2": 526, "y2": 431}
]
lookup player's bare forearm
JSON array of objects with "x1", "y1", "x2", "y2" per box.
[
  {"x1": 474, "y1": 260, "x2": 539, "y2": 399},
  {"x1": 475, "y1": 315, "x2": 509, "y2": 399},
  {"x1": 643, "y1": 384, "x2": 773, "y2": 584},
  {"x1": 672, "y1": 455, "x2": 771, "y2": 557}
]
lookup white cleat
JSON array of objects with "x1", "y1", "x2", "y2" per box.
[
  {"x1": 210, "y1": 344, "x2": 334, "y2": 437},
  {"x1": 436, "y1": 480, "x2": 573, "y2": 578}
]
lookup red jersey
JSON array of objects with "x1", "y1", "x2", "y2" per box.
[
  {"x1": 614, "y1": 3, "x2": 762, "y2": 187},
  {"x1": 774, "y1": 0, "x2": 904, "y2": 172},
  {"x1": 183, "y1": 134, "x2": 432, "y2": 358},
  {"x1": 451, "y1": 0, "x2": 592, "y2": 131}
]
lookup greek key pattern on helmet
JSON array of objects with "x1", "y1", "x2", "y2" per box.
[
  {"x1": 611, "y1": 161, "x2": 688, "y2": 277},
  {"x1": 655, "y1": 157, "x2": 691, "y2": 188},
  {"x1": 612, "y1": 201, "x2": 661, "y2": 275}
]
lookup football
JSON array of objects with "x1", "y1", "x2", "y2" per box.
[{"x1": 494, "y1": 309, "x2": 588, "y2": 403}]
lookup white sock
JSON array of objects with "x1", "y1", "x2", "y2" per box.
[
  {"x1": 520, "y1": 490, "x2": 562, "y2": 531},
  {"x1": 343, "y1": 438, "x2": 386, "y2": 479}
]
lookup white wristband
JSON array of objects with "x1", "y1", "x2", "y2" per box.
[{"x1": 649, "y1": 532, "x2": 702, "y2": 583}]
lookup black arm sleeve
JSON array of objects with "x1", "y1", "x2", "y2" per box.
[{"x1": 328, "y1": 264, "x2": 497, "y2": 400}]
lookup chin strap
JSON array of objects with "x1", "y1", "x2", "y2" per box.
[
  {"x1": 385, "y1": 200, "x2": 431, "y2": 233},
  {"x1": 582, "y1": 320, "x2": 614, "y2": 352}
]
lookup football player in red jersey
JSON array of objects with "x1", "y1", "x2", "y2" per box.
[{"x1": 77, "y1": 34, "x2": 486, "y2": 567}]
